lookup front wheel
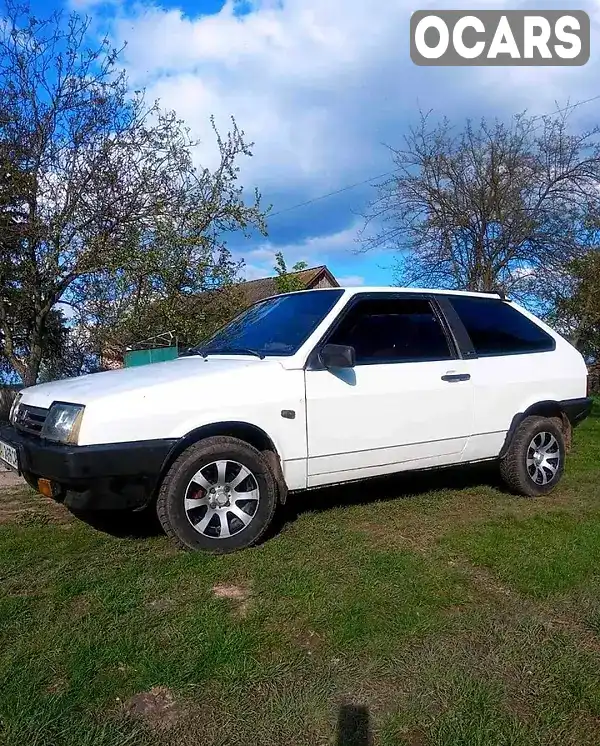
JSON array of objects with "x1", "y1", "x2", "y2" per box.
[
  {"x1": 156, "y1": 436, "x2": 278, "y2": 553},
  {"x1": 500, "y1": 415, "x2": 565, "y2": 497}
]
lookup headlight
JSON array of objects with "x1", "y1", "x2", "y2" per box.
[
  {"x1": 9, "y1": 393, "x2": 22, "y2": 425},
  {"x1": 42, "y1": 403, "x2": 85, "y2": 444}
]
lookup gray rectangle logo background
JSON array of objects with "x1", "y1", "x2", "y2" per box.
[{"x1": 410, "y1": 10, "x2": 590, "y2": 66}]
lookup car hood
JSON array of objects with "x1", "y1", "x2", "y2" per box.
[{"x1": 20, "y1": 355, "x2": 272, "y2": 409}]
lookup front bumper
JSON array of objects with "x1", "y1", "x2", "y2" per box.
[{"x1": 0, "y1": 425, "x2": 177, "y2": 511}]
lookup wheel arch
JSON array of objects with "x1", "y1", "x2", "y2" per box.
[
  {"x1": 157, "y1": 421, "x2": 288, "y2": 504},
  {"x1": 500, "y1": 400, "x2": 572, "y2": 458}
]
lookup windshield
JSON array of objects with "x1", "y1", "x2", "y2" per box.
[{"x1": 193, "y1": 289, "x2": 344, "y2": 357}]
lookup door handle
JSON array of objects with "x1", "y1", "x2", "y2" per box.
[{"x1": 441, "y1": 373, "x2": 471, "y2": 382}]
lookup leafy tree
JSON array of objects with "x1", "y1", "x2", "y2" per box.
[
  {"x1": 0, "y1": 307, "x2": 67, "y2": 383},
  {"x1": 359, "y1": 111, "x2": 600, "y2": 299},
  {"x1": 71, "y1": 237, "x2": 246, "y2": 365},
  {"x1": 273, "y1": 252, "x2": 308, "y2": 293},
  {"x1": 552, "y1": 250, "x2": 600, "y2": 362},
  {"x1": 0, "y1": 1, "x2": 266, "y2": 384}
]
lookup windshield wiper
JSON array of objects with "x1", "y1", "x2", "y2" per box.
[
  {"x1": 180, "y1": 347, "x2": 207, "y2": 359},
  {"x1": 199, "y1": 346, "x2": 266, "y2": 360}
]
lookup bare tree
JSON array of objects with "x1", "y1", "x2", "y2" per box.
[
  {"x1": 0, "y1": 1, "x2": 267, "y2": 384},
  {"x1": 359, "y1": 110, "x2": 600, "y2": 298}
]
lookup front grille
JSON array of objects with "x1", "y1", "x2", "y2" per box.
[{"x1": 15, "y1": 404, "x2": 49, "y2": 437}]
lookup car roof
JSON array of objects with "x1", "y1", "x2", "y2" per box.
[
  {"x1": 341, "y1": 286, "x2": 502, "y2": 299},
  {"x1": 266, "y1": 286, "x2": 504, "y2": 300}
]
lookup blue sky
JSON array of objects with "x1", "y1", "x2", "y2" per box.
[{"x1": 33, "y1": 0, "x2": 600, "y2": 286}]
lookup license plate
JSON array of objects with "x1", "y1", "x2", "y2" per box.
[{"x1": 0, "y1": 439, "x2": 19, "y2": 472}]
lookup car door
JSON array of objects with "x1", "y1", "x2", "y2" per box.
[{"x1": 304, "y1": 294, "x2": 475, "y2": 487}]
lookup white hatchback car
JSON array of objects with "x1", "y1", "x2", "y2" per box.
[{"x1": 1, "y1": 287, "x2": 592, "y2": 553}]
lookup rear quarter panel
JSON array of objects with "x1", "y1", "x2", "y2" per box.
[{"x1": 463, "y1": 306, "x2": 588, "y2": 462}]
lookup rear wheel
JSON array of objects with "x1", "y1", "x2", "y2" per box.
[
  {"x1": 156, "y1": 436, "x2": 278, "y2": 553},
  {"x1": 500, "y1": 415, "x2": 565, "y2": 497}
]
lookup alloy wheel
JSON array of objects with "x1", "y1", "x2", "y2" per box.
[
  {"x1": 526, "y1": 432, "x2": 560, "y2": 485},
  {"x1": 184, "y1": 460, "x2": 260, "y2": 539}
]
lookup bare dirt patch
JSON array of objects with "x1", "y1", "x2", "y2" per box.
[
  {"x1": 0, "y1": 481, "x2": 70, "y2": 525},
  {"x1": 212, "y1": 582, "x2": 252, "y2": 617},
  {"x1": 0, "y1": 470, "x2": 26, "y2": 489},
  {"x1": 124, "y1": 686, "x2": 180, "y2": 730},
  {"x1": 0, "y1": 495, "x2": 27, "y2": 524}
]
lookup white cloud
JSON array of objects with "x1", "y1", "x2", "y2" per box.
[
  {"x1": 112, "y1": 0, "x2": 411, "y2": 188},
  {"x1": 238, "y1": 221, "x2": 362, "y2": 278},
  {"x1": 243, "y1": 262, "x2": 275, "y2": 281},
  {"x1": 102, "y1": 0, "x2": 600, "y2": 284},
  {"x1": 110, "y1": 0, "x2": 600, "y2": 198},
  {"x1": 337, "y1": 274, "x2": 365, "y2": 286},
  {"x1": 243, "y1": 246, "x2": 278, "y2": 265},
  {"x1": 260, "y1": 222, "x2": 360, "y2": 257}
]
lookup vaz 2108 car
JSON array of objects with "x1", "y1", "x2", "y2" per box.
[{"x1": 0, "y1": 288, "x2": 592, "y2": 553}]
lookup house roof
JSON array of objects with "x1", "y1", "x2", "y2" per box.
[{"x1": 239, "y1": 265, "x2": 339, "y2": 305}]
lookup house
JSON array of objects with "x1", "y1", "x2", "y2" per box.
[{"x1": 237, "y1": 264, "x2": 339, "y2": 305}]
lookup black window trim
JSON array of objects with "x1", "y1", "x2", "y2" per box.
[
  {"x1": 441, "y1": 294, "x2": 556, "y2": 359},
  {"x1": 305, "y1": 291, "x2": 461, "y2": 371},
  {"x1": 434, "y1": 295, "x2": 478, "y2": 359}
]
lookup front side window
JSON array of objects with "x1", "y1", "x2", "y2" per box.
[
  {"x1": 449, "y1": 296, "x2": 555, "y2": 357},
  {"x1": 196, "y1": 289, "x2": 344, "y2": 357},
  {"x1": 327, "y1": 297, "x2": 454, "y2": 364}
]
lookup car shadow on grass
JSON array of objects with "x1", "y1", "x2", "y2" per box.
[
  {"x1": 69, "y1": 505, "x2": 164, "y2": 539},
  {"x1": 70, "y1": 461, "x2": 502, "y2": 543},
  {"x1": 281, "y1": 461, "x2": 502, "y2": 525}
]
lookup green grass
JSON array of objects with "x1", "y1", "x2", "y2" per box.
[{"x1": 1, "y1": 402, "x2": 600, "y2": 745}]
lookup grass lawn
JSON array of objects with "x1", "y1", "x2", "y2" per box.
[{"x1": 1, "y1": 404, "x2": 600, "y2": 745}]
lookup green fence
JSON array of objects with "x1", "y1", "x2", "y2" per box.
[{"x1": 124, "y1": 347, "x2": 179, "y2": 367}]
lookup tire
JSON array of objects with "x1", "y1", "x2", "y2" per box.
[
  {"x1": 500, "y1": 415, "x2": 565, "y2": 497},
  {"x1": 156, "y1": 436, "x2": 278, "y2": 553}
]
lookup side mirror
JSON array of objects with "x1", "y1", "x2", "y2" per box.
[{"x1": 320, "y1": 343, "x2": 356, "y2": 369}]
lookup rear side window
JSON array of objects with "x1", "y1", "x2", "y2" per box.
[
  {"x1": 327, "y1": 297, "x2": 454, "y2": 364},
  {"x1": 450, "y1": 296, "x2": 555, "y2": 356}
]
